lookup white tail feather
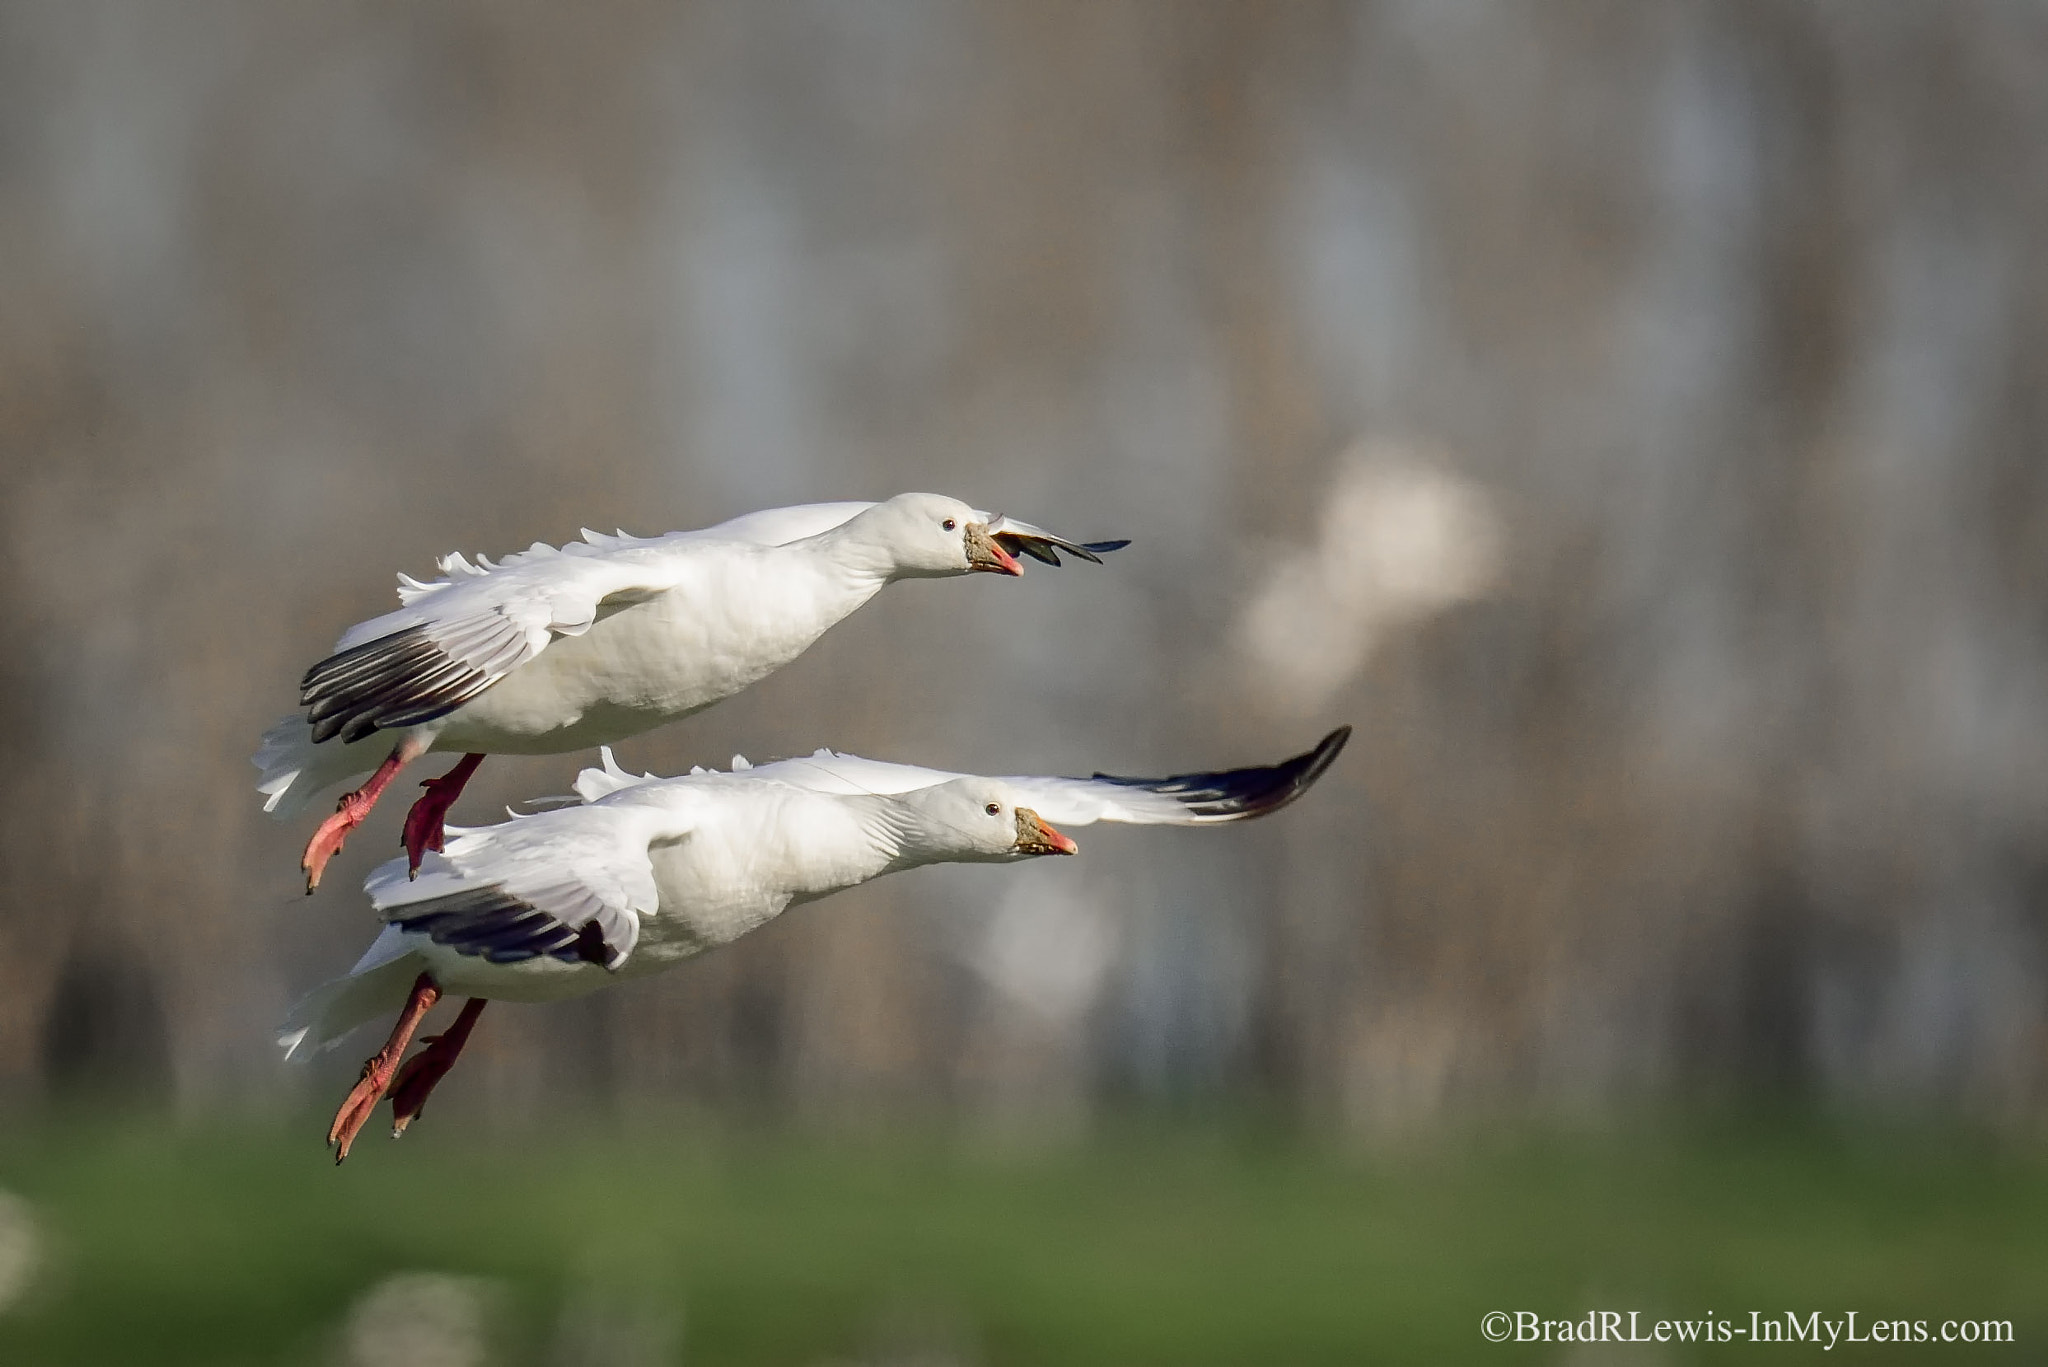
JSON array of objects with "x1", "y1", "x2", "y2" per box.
[
  {"x1": 253, "y1": 714, "x2": 317, "y2": 816},
  {"x1": 251, "y1": 714, "x2": 383, "y2": 819},
  {"x1": 277, "y1": 928, "x2": 425, "y2": 1058}
]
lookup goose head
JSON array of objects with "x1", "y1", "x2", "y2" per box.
[
  {"x1": 899, "y1": 779, "x2": 1079, "y2": 862},
  {"x1": 854, "y1": 492, "x2": 1022, "y2": 579}
]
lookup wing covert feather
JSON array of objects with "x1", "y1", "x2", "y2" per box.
[
  {"x1": 305, "y1": 547, "x2": 691, "y2": 744},
  {"x1": 365, "y1": 804, "x2": 684, "y2": 971},
  {"x1": 1000, "y1": 728, "x2": 1351, "y2": 827}
]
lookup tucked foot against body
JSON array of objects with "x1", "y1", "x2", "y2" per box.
[
  {"x1": 328, "y1": 972, "x2": 442, "y2": 1163},
  {"x1": 403, "y1": 753, "x2": 486, "y2": 877},
  {"x1": 387, "y1": 998, "x2": 488, "y2": 1137},
  {"x1": 303, "y1": 745, "x2": 419, "y2": 894}
]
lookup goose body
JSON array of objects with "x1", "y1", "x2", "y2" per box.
[
  {"x1": 283, "y1": 727, "x2": 1351, "y2": 1057},
  {"x1": 411, "y1": 542, "x2": 885, "y2": 754},
  {"x1": 252, "y1": 493, "x2": 1124, "y2": 889}
]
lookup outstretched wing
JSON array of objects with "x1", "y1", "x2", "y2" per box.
[
  {"x1": 687, "y1": 501, "x2": 876, "y2": 546},
  {"x1": 366, "y1": 804, "x2": 681, "y2": 971},
  {"x1": 688, "y1": 500, "x2": 1128, "y2": 567},
  {"x1": 998, "y1": 727, "x2": 1350, "y2": 826},
  {"x1": 687, "y1": 502, "x2": 1128, "y2": 567},
  {"x1": 721, "y1": 729, "x2": 1350, "y2": 825},
  {"x1": 737, "y1": 748, "x2": 969, "y2": 797},
  {"x1": 302, "y1": 545, "x2": 691, "y2": 745}
]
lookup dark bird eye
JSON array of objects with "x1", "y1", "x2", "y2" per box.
[
  {"x1": 942, "y1": 518, "x2": 957, "y2": 532},
  {"x1": 985, "y1": 802, "x2": 1001, "y2": 816}
]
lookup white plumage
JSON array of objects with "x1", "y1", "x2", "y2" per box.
[
  {"x1": 253, "y1": 493, "x2": 1125, "y2": 892},
  {"x1": 260, "y1": 495, "x2": 1118, "y2": 813},
  {"x1": 280, "y1": 728, "x2": 1348, "y2": 1057}
]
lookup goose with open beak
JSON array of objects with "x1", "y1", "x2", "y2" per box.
[{"x1": 253, "y1": 493, "x2": 1125, "y2": 892}]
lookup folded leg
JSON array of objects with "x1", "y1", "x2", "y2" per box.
[
  {"x1": 387, "y1": 997, "x2": 488, "y2": 1137},
  {"x1": 402, "y1": 752, "x2": 486, "y2": 877}
]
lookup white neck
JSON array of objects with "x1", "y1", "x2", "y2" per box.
[
  {"x1": 738, "y1": 794, "x2": 963, "y2": 912},
  {"x1": 808, "y1": 516, "x2": 906, "y2": 584},
  {"x1": 736, "y1": 534, "x2": 893, "y2": 652},
  {"x1": 846, "y1": 795, "x2": 973, "y2": 881}
]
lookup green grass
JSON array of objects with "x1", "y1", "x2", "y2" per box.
[{"x1": 0, "y1": 1110, "x2": 2041, "y2": 1364}]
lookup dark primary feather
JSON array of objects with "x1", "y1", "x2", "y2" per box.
[
  {"x1": 1090, "y1": 726, "x2": 1351, "y2": 820},
  {"x1": 991, "y1": 533, "x2": 1132, "y2": 567},
  {"x1": 300, "y1": 625, "x2": 497, "y2": 745},
  {"x1": 390, "y1": 886, "x2": 622, "y2": 969}
]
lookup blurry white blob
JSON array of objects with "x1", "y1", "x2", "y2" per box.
[
  {"x1": 1237, "y1": 438, "x2": 1504, "y2": 714},
  {"x1": 343, "y1": 1272, "x2": 495, "y2": 1367},
  {"x1": 0, "y1": 1190, "x2": 41, "y2": 1316},
  {"x1": 969, "y1": 879, "x2": 1118, "y2": 1027}
]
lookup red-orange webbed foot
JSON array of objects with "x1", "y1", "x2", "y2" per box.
[
  {"x1": 304, "y1": 795, "x2": 371, "y2": 894},
  {"x1": 327, "y1": 973, "x2": 441, "y2": 1164},
  {"x1": 402, "y1": 753, "x2": 485, "y2": 877},
  {"x1": 387, "y1": 998, "x2": 487, "y2": 1137},
  {"x1": 302, "y1": 746, "x2": 415, "y2": 894}
]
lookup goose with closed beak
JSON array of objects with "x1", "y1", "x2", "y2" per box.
[
  {"x1": 254, "y1": 494, "x2": 1125, "y2": 891},
  {"x1": 284, "y1": 727, "x2": 1349, "y2": 1161}
]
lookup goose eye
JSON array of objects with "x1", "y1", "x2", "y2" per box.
[
  {"x1": 984, "y1": 802, "x2": 1001, "y2": 816},
  {"x1": 943, "y1": 518, "x2": 958, "y2": 532}
]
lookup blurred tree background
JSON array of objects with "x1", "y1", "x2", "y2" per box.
[{"x1": 1, "y1": 1, "x2": 2046, "y2": 1359}]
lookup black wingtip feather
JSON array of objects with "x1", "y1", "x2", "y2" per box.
[
  {"x1": 392, "y1": 886, "x2": 621, "y2": 968},
  {"x1": 1092, "y1": 725, "x2": 1351, "y2": 821},
  {"x1": 301, "y1": 625, "x2": 492, "y2": 745},
  {"x1": 991, "y1": 533, "x2": 1130, "y2": 568}
]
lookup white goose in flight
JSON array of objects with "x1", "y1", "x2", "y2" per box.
[
  {"x1": 253, "y1": 494, "x2": 1124, "y2": 891},
  {"x1": 286, "y1": 728, "x2": 1349, "y2": 1161}
]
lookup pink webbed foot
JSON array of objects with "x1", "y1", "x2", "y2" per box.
[
  {"x1": 403, "y1": 753, "x2": 486, "y2": 877},
  {"x1": 387, "y1": 998, "x2": 488, "y2": 1137},
  {"x1": 302, "y1": 747, "x2": 414, "y2": 894},
  {"x1": 328, "y1": 973, "x2": 441, "y2": 1164}
]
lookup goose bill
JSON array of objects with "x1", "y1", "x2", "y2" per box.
[
  {"x1": 964, "y1": 522, "x2": 1024, "y2": 576},
  {"x1": 1015, "y1": 807, "x2": 1078, "y2": 855}
]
